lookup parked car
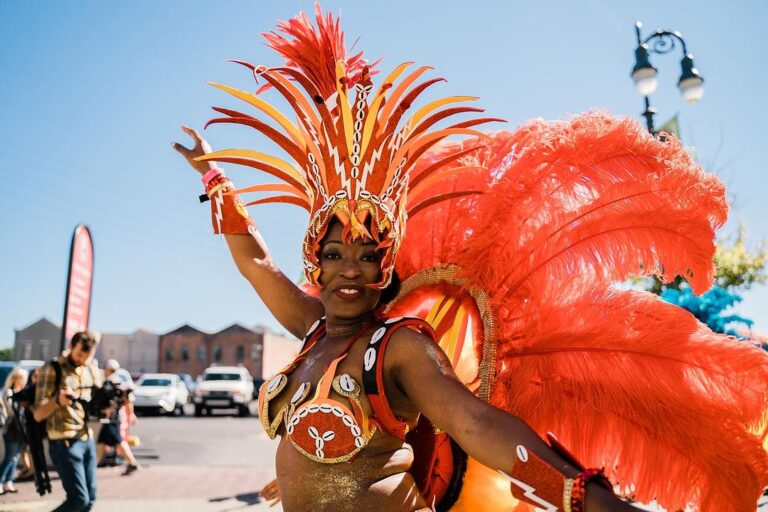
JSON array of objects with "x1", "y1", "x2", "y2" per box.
[
  {"x1": 177, "y1": 373, "x2": 196, "y2": 400},
  {"x1": 133, "y1": 373, "x2": 188, "y2": 415},
  {"x1": 193, "y1": 366, "x2": 254, "y2": 417},
  {"x1": 17, "y1": 360, "x2": 45, "y2": 373},
  {"x1": 0, "y1": 360, "x2": 45, "y2": 388},
  {"x1": 252, "y1": 377, "x2": 265, "y2": 399},
  {"x1": 0, "y1": 362, "x2": 15, "y2": 388},
  {"x1": 100, "y1": 367, "x2": 135, "y2": 388}
]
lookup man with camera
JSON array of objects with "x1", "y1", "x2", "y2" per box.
[
  {"x1": 95, "y1": 359, "x2": 140, "y2": 475},
  {"x1": 33, "y1": 331, "x2": 102, "y2": 512}
]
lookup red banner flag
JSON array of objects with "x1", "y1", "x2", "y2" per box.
[{"x1": 61, "y1": 224, "x2": 94, "y2": 350}]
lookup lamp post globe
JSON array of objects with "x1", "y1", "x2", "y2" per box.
[
  {"x1": 678, "y1": 54, "x2": 705, "y2": 104},
  {"x1": 632, "y1": 44, "x2": 658, "y2": 96}
]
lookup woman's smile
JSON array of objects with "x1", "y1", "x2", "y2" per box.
[{"x1": 333, "y1": 284, "x2": 366, "y2": 302}]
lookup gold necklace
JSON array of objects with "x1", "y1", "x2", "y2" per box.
[{"x1": 325, "y1": 324, "x2": 367, "y2": 337}]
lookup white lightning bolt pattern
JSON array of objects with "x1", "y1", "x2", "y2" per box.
[
  {"x1": 306, "y1": 116, "x2": 321, "y2": 149},
  {"x1": 394, "y1": 176, "x2": 409, "y2": 202},
  {"x1": 502, "y1": 472, "x2": 559, "y2": 512},
  {"x1": 324, "y1": 132, "x2": 351, "y2": 195},
  {"x1": 360, "y1": 140, "x2": 385, "y2": 192},
  {"x1": 214, "y1": 191, "x2": 224, "y2": 232}
]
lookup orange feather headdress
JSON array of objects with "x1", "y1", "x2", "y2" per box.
[{"x1": 198, "y1": 3, "x2": 499, "y2": 288}]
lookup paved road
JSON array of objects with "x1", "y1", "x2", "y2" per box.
[
  {"x1": 130, "y1": 403, "x2": 276, "y2": 467},
  {"x1": 0, "y1": 403, "x2": 283, "y2": 511}
]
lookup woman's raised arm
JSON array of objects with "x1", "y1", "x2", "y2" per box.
[{"x1": 172, "y1": 126, "x2": 323, "y2": 339}]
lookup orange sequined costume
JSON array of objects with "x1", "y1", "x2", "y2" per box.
[{"x1": 197, "y1": 4, "x2": 768, "y2": 511}]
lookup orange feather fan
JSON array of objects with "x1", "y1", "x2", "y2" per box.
[{"x1": 392, "y1": 113, "x2": 768, "y2": 511}]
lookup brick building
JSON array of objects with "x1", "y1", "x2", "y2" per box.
[{"x1": 158, "y1": 323, "x2": 299, "y2": 379}]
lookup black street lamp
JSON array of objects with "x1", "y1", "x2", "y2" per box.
[{"x1": 631, "y1": 21, "x2": 705, "y2": 134}]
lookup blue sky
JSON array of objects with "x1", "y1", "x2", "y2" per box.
[{"x1": 1, "y1": 1, "x2": 766, "y2": 346}]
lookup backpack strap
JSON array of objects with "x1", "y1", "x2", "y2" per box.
[
  {"x1": 362, "y1": 317, "x2": 436, "y2": 440},
  {"x1": 50, "y1": 359, "x2": 63, "y2": 394}
]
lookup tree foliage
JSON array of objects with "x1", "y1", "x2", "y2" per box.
[
  {"x1": 646, "y1": 224, "x2": 767, "y2": 294},
  {"x1": 712, "y1": 224, "x2": 768, "y2": 290}
]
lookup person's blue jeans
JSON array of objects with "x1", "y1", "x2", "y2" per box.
[
  {"x1": 49, "y1": 438, "x2": 97, "y2": 512},
  {"x1": 0, "y1": 432, "x2": 23, "y2": 484}
]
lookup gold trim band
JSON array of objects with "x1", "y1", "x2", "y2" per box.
[{"x1": 386, "y1": 265, "x2": 497, "y2": 402}]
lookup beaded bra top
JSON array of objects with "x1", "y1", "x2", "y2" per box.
[{"x1": 257, "y1": 318, "x2": 377, "y2": 463}]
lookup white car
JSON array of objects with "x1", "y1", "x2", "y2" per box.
[
  {"x1": 193, "y1": 366, "x2": 254, "y2": 417},
  {"x1": 98, "y1": 368, "x2": 135, "y2": 388},
  {"x1": 133, "y1": 373, "x2": 189, "y2": 415}
]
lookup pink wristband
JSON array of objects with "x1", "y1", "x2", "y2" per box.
[{"x1": 201, "y1": 167, "x2": 224, "y2": 187}]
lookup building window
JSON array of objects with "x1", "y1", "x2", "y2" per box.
[
  {"x1": 213, "y1": 346, "x2": 222, "y2": 362},
  {"x1": 251, "y1": 344, "x2": 262, "y2": 362},
  {"x1": 40, "y1": 339, "x2": 50, "y2": 361},
  {"x1": 235, "y1": 345, "x2": 245, "y2": 362},
  {"x1": 181, "y1": 345, "x2": 190, "y2": 362},
  {"x1": 165, "y1": 347, "x2": 173, "y2": 362},
  {"x1": 197, "y1": 345, "x2": 206, "y2": 363},
  {"x1": 23, "y1": 341, "x2": 32, "y2": 360}
]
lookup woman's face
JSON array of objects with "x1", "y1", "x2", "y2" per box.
[{"x1": 318, "y1": 221, "x2": 382, "y2": 320}]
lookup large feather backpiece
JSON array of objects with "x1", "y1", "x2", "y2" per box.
[{"x1": 391, "y1": 113, "x2": 768, "y2": 511}]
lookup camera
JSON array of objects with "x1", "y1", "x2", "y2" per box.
[{"x1": 91, "y1": 379, "x2": 127, "y2": 420}]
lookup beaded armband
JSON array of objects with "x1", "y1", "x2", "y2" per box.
[
  {"x1": 201, "y1": 169, "x2": 256, "y2": 235},
  {"x1": 507, "y1": 434, "x2": 612, "y2": 511}
]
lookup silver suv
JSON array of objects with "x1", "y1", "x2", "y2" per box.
[{"x1": 193, "y1": 366, "x2": 254, "y2": 417}]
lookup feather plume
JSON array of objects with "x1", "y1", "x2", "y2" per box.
[
  {"x1": 490, "y1": 287, "x2": 768, "y2": 511},
  {"x1": 458, "y1": 113, "x2": 728, "y2": 298},
  {"x1": 261, "y1": 2, "x2": 380, "y2": 98},
  {"x1": 393, "y1": 113, "x2": 768, "y2": 511}
]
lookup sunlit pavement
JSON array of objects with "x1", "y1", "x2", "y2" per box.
[
  {"x1": 0, "y1": 404, "x2": 284, "y2": 511},
  {"x1": 0, "y1": 465, "x2": 282, "y2": 511}
]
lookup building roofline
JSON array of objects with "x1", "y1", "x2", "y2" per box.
[
  {"x1": 161, "y1": 323, "x2": 209, "y2": 336},
  {"x1": 15, "y1": 317, "x2": 61, "y2": 332}
]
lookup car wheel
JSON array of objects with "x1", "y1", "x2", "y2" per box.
[
  {"x1": 238, "y1": 404, "x2": 250, "y2": 417},
  {"x1": 194, "y1": 405, "x2": 203, "y2": 417}
]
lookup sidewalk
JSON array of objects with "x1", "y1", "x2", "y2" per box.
[{"x1": 0, "y1": 465, "x2": 283, "y2": 511}]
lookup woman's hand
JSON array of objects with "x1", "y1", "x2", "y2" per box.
[
  {"x1": 260, "y1": 478, "x2": 281, "y2": 507},
  {"x1": 172, "y1": 125, "x2": 216, "y2": 175}
]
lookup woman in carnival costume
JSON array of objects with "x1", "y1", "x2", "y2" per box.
[{"x1": 173, "y1": 5, "x2": 768, "y2": 511}]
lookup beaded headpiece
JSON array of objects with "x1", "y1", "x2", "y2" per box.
[{"x1": 198, "y1": 4, "x2": 497, "y2": 288}]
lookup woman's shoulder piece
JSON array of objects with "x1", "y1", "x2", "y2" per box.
[
  {"x1": 381, "y1": 316, "x2": 436, "y2": 340},
  {"x1": 302, "y1": 315, "x2": 327, "y2": 341}
]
